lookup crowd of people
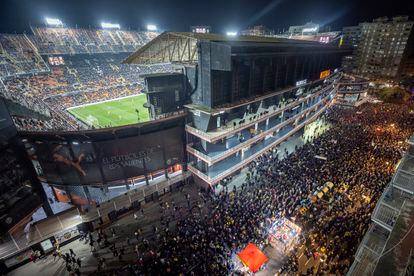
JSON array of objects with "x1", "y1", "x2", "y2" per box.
[
  {"x1": 77, "y1": 102, "x2": 412, "y2": 275},
  {"x1": 0, "y1": 34, "x2": 173, "y2": 131},
  {"x1": 0, "y1": 34, "x2": 49, "y2": 79},
  {"x1": 12, "y1": 114, "x2": 79, "y2": 132},
  {"x1": 0, "y1": 27, "x2": 173, "y2": 131},
  {"x1": 31, "y1": 27, "x2": 158, "y2": 55}
]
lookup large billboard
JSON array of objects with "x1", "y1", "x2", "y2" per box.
[{"x1": 29, "y1": 127, "x2": 184, "y2": 185}]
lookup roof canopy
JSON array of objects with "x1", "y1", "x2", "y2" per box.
[
  {"x1": 123, "y1": 31, "x2": 327, "y2": 65},
  {"x1": 238, "y1": 243, "x2": 269, "y2": 273}
]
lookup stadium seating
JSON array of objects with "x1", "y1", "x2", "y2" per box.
[
  {"x1": 31, "y1": 27, "x2": 158, "y2": 55},
  {"x1": 0, "y1": 27, "x2": 172, "y2": 131},
  {"x1": 0, "y1": 34, "x2": 49, "y2": 79}
]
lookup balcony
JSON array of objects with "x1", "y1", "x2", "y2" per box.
[
  {"x1": 187, "y1": 92, "x2": 332, "y2": 165},
  {"x1": 392, "y1": 147, "x2": 414, "y2": 195},
  {"x1": 188, "y1": 101, "x2": 330, "y2": 185},
  {"x1": 348, "y1": 142, "x2": 414, "y2": 276},
  {"x1": 186, "y1": 84, "x2": 335, "y2": 143},
  {"x1": 371, "y1": 184, "x2": 405, "y2": 231},
  {"x1": 347, "y1": 224, "x2": 390, "y2": 275}
]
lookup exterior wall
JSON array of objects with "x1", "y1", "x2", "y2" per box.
[
  {"x1": 193, "y1": 40, "x2": 346, "y2": 109},
  {"x1": 354, "y1": 16, "x2": 414, "y2": 78},
  {"x1": 0, "y1": 98, "x2": 47, "y2": 235},
  {"x1": 18, "y1": 115, "x2": 187, "y2": 206},
  {"x1": 342, "y1": 26, "x2": 361, "y2": 48},
  {"x1": 186, "y1": 73, "x2": 339, "y2": 186}
]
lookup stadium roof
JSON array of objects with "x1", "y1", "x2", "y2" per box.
[{"x1": 124, "y1": 31, "x2": 337, "y2": 65}]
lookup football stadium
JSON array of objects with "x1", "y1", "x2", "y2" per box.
[
  {"x1": 67, "y1": 94, "x2": 149, "y2": 128},
  {"x1": 1, "y1": 1, "x2": 414, "y2": 276}
]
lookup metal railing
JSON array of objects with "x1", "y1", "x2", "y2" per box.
[
  {"x1": 188, "y1": 101, "x2": 331, "y2": 185},
  {"x1": 348, "y1": 143, "x2": 414, "y2": 276},
  {"x1": 186, "y1": 84, "x2": 334, "y2": 142},
  {"x1": 187, "y1": 92, "x2": 333, "y2": 165}
]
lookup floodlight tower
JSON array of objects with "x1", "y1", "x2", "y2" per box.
[
  {"x1": 147, "y1": 24, "x2": 157, "y2": 31},
  {"x1": 101, "y1": 22, "x2": 121, "y2": 29},
  {"x1": 226, "y1": 31, "x2": 238, "y2": 36},
  {"x1": 45, "y1": 17, "x2": 63, "y2": 27}
]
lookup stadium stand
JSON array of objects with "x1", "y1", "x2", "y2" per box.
[
  {"x1": 0, "y1": 27, "x2": 173, "y2": 131},
  {"x1": 30, "y1": 27, "x2": 158, "y2": 55},
  {"x1": 0, "y1": 34, "x2": 49, "y2": 79}
]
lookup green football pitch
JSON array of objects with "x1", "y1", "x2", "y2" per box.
[{"x1": 67, "y1": 94, "x2": 149, "y2": 128}]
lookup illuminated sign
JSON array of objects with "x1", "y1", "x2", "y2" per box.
[
  {"x1": 226, "y1": 31, "x2": 237, "y2": 36},
  {"x1": 194, "y1": 27, "x2": 208, "y2": 33},
  {"x1": 320, "y1": 70, "x2": 331, "y2": 79},
  {"x1": 296, "y1": 79, "x2": 307, "y2": 86},
  {"x1": 319, "y1": 36, "x2": 330, "y2": 43}
]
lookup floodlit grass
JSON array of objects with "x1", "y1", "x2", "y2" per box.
[{"x1": 68, "y1": 94, "x2": 149, "y2": 128}]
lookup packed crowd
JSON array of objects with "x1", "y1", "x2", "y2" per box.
[
  {"x1": 1, "y1": 52, "x2": 172, "y2": 131},
  {"x1": 0, "y1": 34, "x2": 49, "y2": 79},
  {"x1": 0, "y1": 27, "x2": 168, "y2": 131},
  {"x1": 31, "y1": 27, "x2": 158, "y2": 55},
  {"x1": 1, "y1": 26, "x2": 158, "y2": 78},
  {"x1": 2, "y1": 54, "x2": 172, "y2": 99},
  {"x1": 81, "y1": 102, "x2": 412, "y2": 275},
  {"x1": 12, "y1": 114, "x2": 80, "y2": 132}
]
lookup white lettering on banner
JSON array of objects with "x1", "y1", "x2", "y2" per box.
[{"x1": 102, "y1": 147, "x2": 156, "y2": 170}]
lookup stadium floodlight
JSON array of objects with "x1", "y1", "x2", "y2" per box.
[
  {"x1": 147, "y1": 24, "x2": 157, "y2": 31},
  {"x1": 101, "y1": 22, "x2": 121, "y2": 29},
  {"x1": 226, "y1": 31, "x2": 237, "y2": 36},
  {"x1": 45, "y1": 17, "x2": 63, "y2": 26}
]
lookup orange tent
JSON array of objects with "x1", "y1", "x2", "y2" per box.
[{"x1": 238, "y1": 243, "x2": 269, "y2": 273}]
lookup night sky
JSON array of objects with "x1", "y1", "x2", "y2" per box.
[{"x1": 0, "y1": 0, "x2": 413, "y2": 34}]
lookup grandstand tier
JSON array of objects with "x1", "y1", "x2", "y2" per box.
[{"x1": 0, "y1": 27, "x2": 177, "y2": 132}]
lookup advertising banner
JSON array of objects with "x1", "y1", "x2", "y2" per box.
[
  {"x1": 319, "y1": 69, "x2": 331, "y2": 79},
  {"x1": 30, "y1": 127, "x2": 184, "y2": 185}
]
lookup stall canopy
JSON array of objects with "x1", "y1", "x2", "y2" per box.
[{"x1": 238, "y1": 243, "x2": 269, "y2": 273}]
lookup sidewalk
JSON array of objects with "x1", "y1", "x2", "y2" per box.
[{"x1": 9, "y1": 183, "x2": 203, "y2": 275}]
